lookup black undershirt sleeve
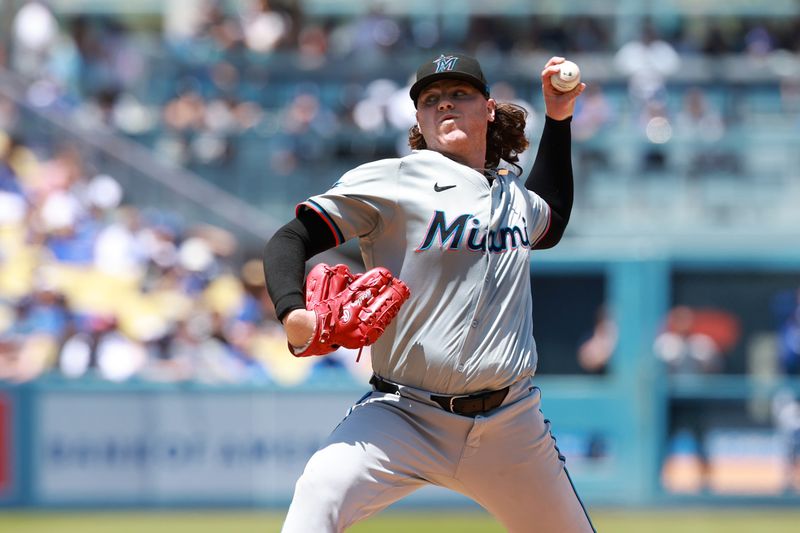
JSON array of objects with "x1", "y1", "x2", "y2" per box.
[
  {"x1": 524, "y1": 115, "x2": 574, "y2": 249},
  {"x1": 263, "y1": 207, "x2": 338, "y2": 322}
]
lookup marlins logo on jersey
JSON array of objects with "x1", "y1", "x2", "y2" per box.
[{"x1": 416, "y1": 210, "x2": 532, "y2": 254}]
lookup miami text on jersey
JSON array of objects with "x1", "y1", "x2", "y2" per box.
[{"x1": 415, "y1": 210, "x2": 531, "y2": 253}]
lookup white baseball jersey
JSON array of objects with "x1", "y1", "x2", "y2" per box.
[{"x1": 301, "y1": 149, "x2": 551, "y2": 394}]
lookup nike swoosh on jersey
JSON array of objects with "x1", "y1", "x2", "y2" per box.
[{"x1": 434, "y1": 183, "x2": 457, "y2": 192}]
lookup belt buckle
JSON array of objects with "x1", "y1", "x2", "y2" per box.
[{"x1": 448, "y1": 393, "x2": 472, "y2": 413}]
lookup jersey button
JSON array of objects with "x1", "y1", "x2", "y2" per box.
[
  {"x1": 471, "y1": 320, "x2": 478, "y2": 328},
  {"x1": 457, "y1": 364, "x2": 465, "y2": 372}
]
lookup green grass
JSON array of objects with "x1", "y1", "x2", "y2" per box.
[{"x1": 1, "y1": 508, "x2": 800, "y2": 532}]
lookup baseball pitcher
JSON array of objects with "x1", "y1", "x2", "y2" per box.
[{"x1": 263, "y1": 52, "x2": 593, "y2": 532}]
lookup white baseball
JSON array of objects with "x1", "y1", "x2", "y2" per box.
[{"x1": 550, "y1": 60, "x2": 581, "y2": 92}]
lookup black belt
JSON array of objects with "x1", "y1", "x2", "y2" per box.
[{"x1": 369, "y1": 374, "x2": 509, "y2": 417}]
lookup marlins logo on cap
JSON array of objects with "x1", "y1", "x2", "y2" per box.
[
  {"x1": 409, "y1": 52, "x2": 490, "y2": 106},
  {"x1": 433, "y1": 54, "x2": 460, "y2": 73}
]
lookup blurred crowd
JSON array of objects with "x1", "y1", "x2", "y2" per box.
[
  {"x1": 3, "y1": 0, "x2": 800, "y2": 186},
  {"x1": 0, "y1": 96, "x2": 370, "y2": 386}
]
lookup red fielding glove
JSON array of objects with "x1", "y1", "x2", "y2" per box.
[{"x1": 290, "y1": 263, "x2": 410, "y2": 359}]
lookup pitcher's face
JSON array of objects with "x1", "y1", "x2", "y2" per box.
[{"x1": 416, "y1": 80, "x2": 495, "y2": 167}]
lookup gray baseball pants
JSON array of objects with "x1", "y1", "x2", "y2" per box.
[{"x1": 281, "y1": 378, "x2": 595, "y2": 532}]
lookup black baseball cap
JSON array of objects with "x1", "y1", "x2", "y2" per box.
[{"x1": 409, "y1": 53, "x2": 490, "y2": 106}]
